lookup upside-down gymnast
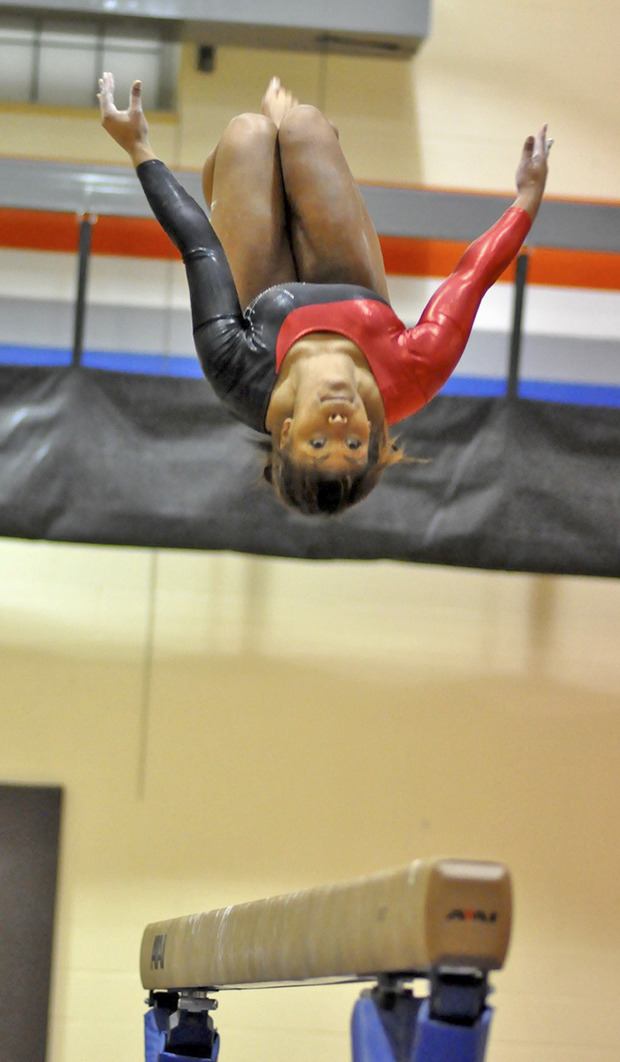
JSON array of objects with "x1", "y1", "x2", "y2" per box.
[{"x1": 98, "y1": 73, "x2": 550, "y2": 516}]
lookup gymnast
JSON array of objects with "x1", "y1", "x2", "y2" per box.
[{"x1": 98, "y1": 73, "x2": 550, "y2": 515}]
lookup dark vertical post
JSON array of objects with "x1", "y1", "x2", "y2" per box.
[
  {"x1": 72, "y1": 214, "x2": 94, "y2": 368},
  {"x1": 507, "y1": 252, "x2": 529, "y2": 400},
  {"x1": 0, "y1": 785, "x2": 62, "y2": 1062}
]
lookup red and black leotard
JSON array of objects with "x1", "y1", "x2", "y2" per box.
[{"x1": 137, "y1": 159, "x2": 531, "y2": 433}]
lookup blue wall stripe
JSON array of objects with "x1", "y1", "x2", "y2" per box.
[
  {"x1": 82, "y1": 351, "x2": 202, "y2": 378},
  {"x1": 1, "y1": 345, "x2": 620, "y2": 407},
  {"x1": 0, "y1": 345, "x2": 71, "y2": 367},
  {"x1": 442, "y1": 374, "x2": 620, "y2": 406},
  {"x1": 518, "y1": 379, "x2": 620, "y2": 407},
  {"x1": 439, "y1": 375, "x2": 507, "y2": 398}
]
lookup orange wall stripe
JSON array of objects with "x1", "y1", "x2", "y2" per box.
[
  {"x1": 0, "y1": 208, "x2": 84, "y2": 255},
  {"x1": 1, "y1": 208, "x2": 619, "y2": 290},
  {"x1": 525, "y1": 246, "x2": 620, "y2": 290},
  {"x1": 0, "y1": 208, "x2": 178, "y2": 259},
  {"x1": 92, "y1": 215, "x2": 177, "y2": 258},
  {"x1": 379, "y1": 236, "x2": 620, "y2": 291},
  {"x1": 380, "y1": 236, "x2": 517, "y2": 283}
]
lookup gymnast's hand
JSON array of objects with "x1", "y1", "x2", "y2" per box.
[
  {"x1": 97, "y1": 72, "x2": 155, "y2": 167},
  {"x1": 514, "y1": 123, "x2": 552, "y2": 218}
]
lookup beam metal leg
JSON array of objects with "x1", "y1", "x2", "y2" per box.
[
  {"x1": 351, "y1": 972, "x2": 493, "y2": 1062},
  {"x1": 144, "y1": 993, "x2": 220, "y2": 1062},
  {"x1": 413, "y1": 1000, "x2": 491, "y2": 1062}
]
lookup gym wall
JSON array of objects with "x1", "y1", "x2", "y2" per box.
[{"x1": 0, "y1": 1, "x2": 618, "y2": 1060}]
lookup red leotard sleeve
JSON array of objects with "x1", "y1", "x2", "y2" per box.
[{"x1": 397, "y1": 205, "x2": 532, "y2": 414}]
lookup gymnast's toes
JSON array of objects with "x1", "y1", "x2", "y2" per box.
[{"x1": 261, "y1": 76, "x2": 299, "y2": 128}]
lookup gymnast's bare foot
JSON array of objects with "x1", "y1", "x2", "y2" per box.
[{"x1": 261, "y1": 76, "x2": 299, "y2": 128}]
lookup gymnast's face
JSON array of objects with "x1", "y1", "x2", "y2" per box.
[{"x1": 279, "y1": 394, "x2": 371, "y2": 472}]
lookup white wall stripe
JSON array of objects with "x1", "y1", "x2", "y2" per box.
[
  {"x1": 1, "y1": 251, "x2": 619, "y2": 383},
  {"x1": 523, "y1": 285, "x2": 620, "y2": 342},
  {"x1": 2, "y1": 247, "x2": 619, "y2": 341}
]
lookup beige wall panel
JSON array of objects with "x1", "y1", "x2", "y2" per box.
[
  {"x1": 1, "y1": 539, "x2": 619, "y2": 1060},
  {"x1": 0, "y1": 541, "x2": 154, "y2": 1062},
  {"x1": 0, "y1": 109, "x2": 179, "y2": 167},
  {"x1": 2, "y1": 1, "x2": 618, "y2": 195},
  {"x1": 176, "y1": 43, "x2": 322, "y2": 169},
  {"x1": 141, "y1": 553, "x2": 620, "y2": 1056},
  {"x1": 319, "y1": 53, "x2": 422, "y2": 184},
  {"x1": 411, "y1": 0, "x2": 619, "y2": 197}
]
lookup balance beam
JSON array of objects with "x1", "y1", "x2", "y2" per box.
[{"x1": 141, "y1": 858, "x2": 511, "y2": 991}]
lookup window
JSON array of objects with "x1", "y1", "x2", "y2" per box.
[{"x1": 0, "y1": 14, "x2": 178, "y2": 109}]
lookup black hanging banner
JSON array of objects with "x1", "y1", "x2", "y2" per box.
[{"x1": 1, "y1": 365, "x2": 618, "y2": 575}]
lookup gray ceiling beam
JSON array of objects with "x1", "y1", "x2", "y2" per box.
[{"x1": 2, "y1": 0, "x2": 431, "y2": 55}]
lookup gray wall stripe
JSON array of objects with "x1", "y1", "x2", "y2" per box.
[
  {"x1": 361, "y1": 185, "x2": 620, "y2": 252},
  {"x1": 0, "y1": 299, "x2": 74, "y2": 349},
  {"x1": 1, "y1": 158, "x2": 618, "y2": 252}
]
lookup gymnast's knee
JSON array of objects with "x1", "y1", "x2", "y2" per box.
[
  {"x1": 278, "y1": 104, "x2": 335, "y2": 148},
  {"x1": 221, "y1": 112, "x2": 278, "y2": 151}
]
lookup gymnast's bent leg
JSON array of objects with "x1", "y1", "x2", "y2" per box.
[
  {"x1": 276, "y1": 102, "x2": 390, "y2": 301},
  {"x1": 201, "y1": 110, "x2": 297, "y2": 309}
]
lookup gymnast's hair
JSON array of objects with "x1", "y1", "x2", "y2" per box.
[{"x1": 260, "y1": 424, "x2": 405, "y2": 516}]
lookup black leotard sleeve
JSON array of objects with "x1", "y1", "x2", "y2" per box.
[
  {"x1": 136, "y1": 159, "x2": 274, "y2": 432},
  {"x1": 136, "y1": 159, "x2": 241, "y2": 326}
]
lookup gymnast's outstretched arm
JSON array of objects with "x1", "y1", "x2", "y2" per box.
[
  {"x1": 402, "y1": 126, "x2": 551, "y2": 404},
  {"x1": 97, "y1": 74, "x2": 279, "y2": 430},
  {"x1": 97, "y1": 73, "x2": 243, "y2": 330}
]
